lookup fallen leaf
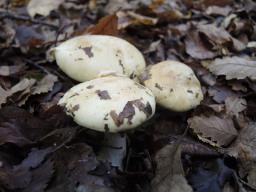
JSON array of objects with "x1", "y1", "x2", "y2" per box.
[
  {"x1": 32, "y1": 74, "x2": 58, "y2": 95},
  {"x1": 0, "y1": 22, "x2": 15, "y2": 48},
  {"x1": 23, "y1": 159, "x2": 54, "y2": 192},
  {"x1": 209, "y1": 56, "x2": 256, "y2": 80},
  {"x1": 206, "y1": 6, "x2": 232, "y2": 16},
  {"x1": 208, "y1": 85, "x2": 240, "y2": 103},
  {"x1": 17, "y1": 148, "x2": 53, "y2": 169},
  {"x1": 0, "y1": 106, "x2": 53, "y2": 146},
  {"x1": 27, "y1": 0, "x2": 64, "y2": 17},
  {"x1": 188, "y1": 115, "x2": 238, "y2": 147},
  {"x1": 81, "y1": 14, "x2": 119, "y2": 36},
  {"x1": 183, "y1": 0, "x2": 233, "y2": 9},
  {"x1": 104, "y1": 0, "x2": 132, "y2": 14},
  {"x1": 225, "y1": 96, "x2": 247, "y2": 117},
  {"x1": 151, "y1": 144, "x2": 193, "y2": 192},
  {"x1": 228, "y1": 123, "x2": 256, "y2": 178},
  {"x1": 0, "y1": 86, "x2": 10, "y2": 108},
  {"x1": 185, "y1": 31, "x2": 216, "y2": 59},
  {"x1": 15, "y1": 25, "x2": 45, "y2": 48},
  {"x1": 187, "y1": 158, "x2": 234, "y2": 192},
  {"x1": 198, "y1": 24, "x2": 245, "y2": 52},
  {"x1": 248, "y1": 167, "x2": 256, "y2": 188},
  {"x1": 0, "y1": 147, "x2": 52, "y2": 190},
  {"x1": 0, "y1": 64, "x2": 25, "y2": 77},
  {"x1": 47, "y1": 143, "x2": 114, "y2": 192},
  {"x1": 9, "y1": 78, "x2": 36, "y2": 95},
  {"x1": 117, "y1": 11, "x2": 158, "y2": 30}
]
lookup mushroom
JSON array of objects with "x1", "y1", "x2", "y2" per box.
[
  {"x1": 139, "y1": 60, "x2": 203, "y2": 112},
  {"x1": 58, "y1": 75, "x2": 156, "y2": 132},
  {"x1": 50, "y1": 35, "x2": 146, "y2": 82}
]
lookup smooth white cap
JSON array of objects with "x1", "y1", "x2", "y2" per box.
[
  {"x1": 139, "y1": 60, "x2": 203, "y2": 112},
  {"x1": 58, "y1": 76, "x2": 156, "y2": 132},
  {"x1": 50, "y1": 35, "x2": 146, "y2": 82}
]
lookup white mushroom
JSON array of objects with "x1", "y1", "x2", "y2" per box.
[
  {"x1": 50, "y1": 35, "x2": 146, "y2": 82},
  {"x1": 139, "y1": 60, "x2": 203, "y2": 112},
  {"x1": 58, "y1": 75, "x2": 156, "y2": 132}
]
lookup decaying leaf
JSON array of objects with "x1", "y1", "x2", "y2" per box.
[
  {"x1": 47, "y1": 143, "x2": 114, "y2": 192},
  {"x1": 0, "y1": 106, "x2": 53, "y2": 146},
  {"x1": 228, "y1": 123, "x2": 256, "y2": 178},
  {"x1": 209, "y1": 57, "x2": 256, "y2": 80},
  {"x1": 0, "y1": 64, "x2": 25, "y2": 77},
  {"x1": 32, "y1": 74, "x2": 58, "y2": 95},
  {"x1": 185, "y1": 31, "x2": 216, "y2": 59},
  {"x1": 187, "y1": 158, "x2": 234, "y2": 192},
  {"x1": 83, "y1": 14, "x2": 119, "y2": 36},
  {"x1": 151, "y1": 144, "x2": 193, "y2": 192},
  {"x1": 0, "y1": 147, "x2": 53, "y2": 191},
  {"x1": 188, "y1": 115, "x2": 238, "y2": 147},
  {"x1": 198, "y1": 24, "x2": 245, "y2": 52},
  {"x1": 0, "y1": 86, "x2": 10, "y2": 107},
  {"x1": 27, "y1": 0, "x2": 65, "y2": 17},
  {"x1": 225, "y1": 96, "x2": 247, "y2": 117}
]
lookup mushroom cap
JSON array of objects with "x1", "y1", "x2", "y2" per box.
[
  {"x1": 58, "y1": 76, "x2": 156, "y2": 132},
  {"x1": 139, "y1": 60, "x2": 203, "y2": 112},
  {"x1": 51, "y1": 35, "x2": 145, "y2": 82}
]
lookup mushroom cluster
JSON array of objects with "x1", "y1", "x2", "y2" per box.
[{"x1": 51, "y1": 35, "x2": 204, "y2": 133}]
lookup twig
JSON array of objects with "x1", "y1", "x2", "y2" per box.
[
  {"x1": 0, "y1": 10, "x2": 59, "y2": 29},
  {"x1": 24, "y1": 59, "x2": 51, "y2": 74}
]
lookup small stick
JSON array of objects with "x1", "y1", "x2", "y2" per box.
[{"x1": 0, "y1": 10, "x2": 59, "y2": 29}]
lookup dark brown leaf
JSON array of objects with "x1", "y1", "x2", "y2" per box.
[
  {"x1": 188, "y1": 115, "x2": 238, "y2": 147},
  {"x1": 47, "y1": 143, "x2": 114, "y2": 192},
  {"x1": 151, "y1": 144, "x2": 193, "y2": 192},
  {"x1": 185, "y1": 31, "x2": 216, "y2": 59}
]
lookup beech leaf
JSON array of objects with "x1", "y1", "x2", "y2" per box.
[
  {"x1": 188, "y1": 115, "x2": 238, "y2": 147},
  {"x1": 209, "y1": 57, "x2": 256, "y2": 80}
]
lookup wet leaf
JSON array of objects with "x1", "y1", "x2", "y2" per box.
[{"x1": 225, "y1": 96, "x2": 247, "y2": 117}]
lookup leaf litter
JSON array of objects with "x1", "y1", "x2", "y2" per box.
[{"x1": 0, "y1": 0, "x2": 256, "y2": 192}]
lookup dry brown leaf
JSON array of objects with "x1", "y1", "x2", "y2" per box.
[
  {"x1": 32, "y1": 74, "x2": 58, "y2": 95},
  {"x1": 117, "y1": 11, "x2": 158, "y2": 29},
  {"x1": 151, "y1": 144, "x2": 193, "y2": 192},
  {"x1": 9, "y1": 78, "x2": 36, "y2": 95},
  {"x1": 188, "y1": 115, "x2": 238, "y2": 147},
  {"x1": 0, "y1": 86, "x2": 11, "y2": 108},
  {"x1": 228, "y1": 123, "x2": 256, "y2": 179},
  {"x1": 206, "y1": 6, "x2": 232, "y2": 16},
  {"x1": 198, "y1": 24, "x2": 245, "y2": 51},
  {"x1": 183, "y1": 0, "x2": 233, "y2": 9},
  {"x1": 27, "y1": 0, "x2": 64, "y2": 17},
  {"x1": 209, "y1": 56, "x2": 256, "y2": 80},
  {"x1": 85, "y1": 14, "x2": 119, "y2": 36},
  {"x1": 185, "y1": 31, "x2": 216, "y2": 59},
  {"x1": 225, "y1": 96, "x2": 247, "y2": 117}
]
